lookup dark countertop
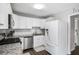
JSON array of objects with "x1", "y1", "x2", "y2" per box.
[
  {"x1": 5, "y1": 33, "x2": 44, "y2": 39},
  {"x1": 0, "y1": 28, "x2": 45, "y2": 38}
]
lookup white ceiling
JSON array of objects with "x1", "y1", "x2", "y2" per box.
[{"x1": 11, "y1": 3, "x2": 79, "y2": 17}]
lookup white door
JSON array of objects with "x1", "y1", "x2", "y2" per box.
[{"x1": 47, "y1": 21, "x2": 58, "y2": 45}]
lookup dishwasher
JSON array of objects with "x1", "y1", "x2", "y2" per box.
[{"x1": 20, "y1": 37, "x2": 33, "y2": 50}]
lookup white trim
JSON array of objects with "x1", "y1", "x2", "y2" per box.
[
  {"x1": 67, "y1": 15, "x2": 71, "y2": 54},
  {"x1": 69, "y1": 12, "x2": 79, "y2": 16},
  {"x1": 68, "y1": 12, "x2": 79, "y2": 54}
]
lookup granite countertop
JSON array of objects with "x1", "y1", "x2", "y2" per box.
[
  {"x1": 0, "y1": 43, "x2": 22, "y2": 55},
  {"x1": 0, "y1": 28, "x2": 45, "y2": 38}
]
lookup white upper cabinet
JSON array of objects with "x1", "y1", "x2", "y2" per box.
[
  {"x1": 40, "y1": 19, "x2": 45, "y2": 29},
  {"x1": 0, "y1": 3, "x2": 12, "y2": 29},
  {"x1": 31, "y1": 18, "x2": 45, "y2": 28},
  {"x1": 12, "y1": 14, "x2": 46, "y2": 29},
  {"x1": 12, "y1": 14, "x2": 20, "y2": 29},
  {"x1": 12, "y1": 15, "x2": 33, "y2": 29}
]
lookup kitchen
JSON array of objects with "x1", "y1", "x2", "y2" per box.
[{"x1": 0, "y1": 3, "x2": 79, "y2": 55}]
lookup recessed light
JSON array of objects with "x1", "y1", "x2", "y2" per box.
[{"x1": 33, "y1": 3, "x2": 45, "y2": 10}]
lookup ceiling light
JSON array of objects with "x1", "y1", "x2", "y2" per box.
[{"x1": 33, "y1": 3, "x2": 45, "y2": 10}]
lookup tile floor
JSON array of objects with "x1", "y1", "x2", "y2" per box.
[
  {"x1": 0, "y1": 43, "x2": 78, "y2": 55},
  {"x1": 0, "y1": 43, "x2": 50, "y2": 55},
  {"x1": 0, "y1": 43, "x2": 22, "y2": 55}
]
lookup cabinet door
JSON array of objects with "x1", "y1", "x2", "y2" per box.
[
  {"x1": 33, "y1": 36, "x2": 44, "y2": 47},
  {"x1": 40, "y1": 20, "x2": 45, "y2": 29},
  {"x1": 32, "y1": 19, "x2": 45, "y2": 28},
  {"x1": 32, "y1": 19, "x2": 40, "y2": 27},
  {"x1": 12, "y1": 15, "x2": 33, "y2": 29},
  {"x1": 13, "y1": 19, "x2": 20, "y2": 29},
  {"x1": 0, "y1": 4, "x2": 12, "y2": 29},
  {"x1": 12, "y1": 14, "x2": 27, "y2": 29},
  {"x1": 12, "y1": 15, "x2": 45, "y2": 29},
  {"x1": 0, "y1": 14, "x2": 8, "y2": 29}
]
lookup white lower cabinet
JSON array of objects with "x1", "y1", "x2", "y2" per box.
[{"x1": 33, "y1": 35, "x2": 44, "y2": 48}]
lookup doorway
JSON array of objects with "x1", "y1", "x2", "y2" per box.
[
  {"x1": 70, "y1": 14, "x2": 79, "y2": 46},
  {"x1": 70, "y1": 14, "x2": 79, "y2": 55},
  {"x1": 73, "y1": 15, "x2": 79, "y2": 46}
]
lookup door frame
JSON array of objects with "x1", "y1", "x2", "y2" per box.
[{"x1": 68, "y1": 12, "x2": 79, "y2": 54}]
